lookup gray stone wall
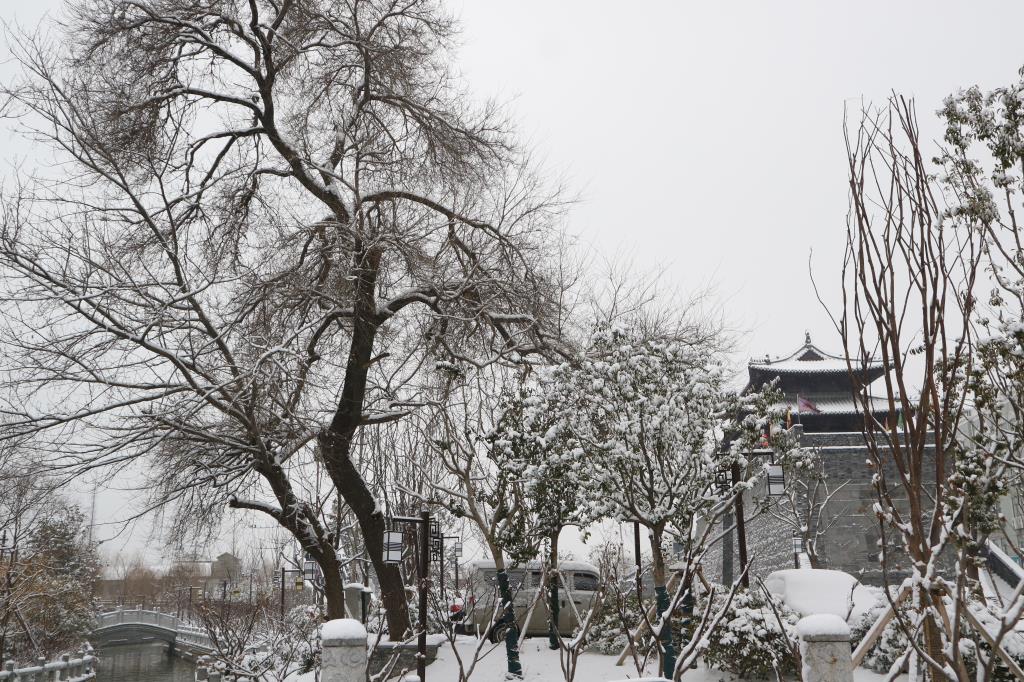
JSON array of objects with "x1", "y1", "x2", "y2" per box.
[{"x1": 708, "y1": 431, "x2": 946, "y2": 587}]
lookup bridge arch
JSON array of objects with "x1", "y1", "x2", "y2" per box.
[{"x1": 91, "y1": 609, "x2": 213, "y2": 656}]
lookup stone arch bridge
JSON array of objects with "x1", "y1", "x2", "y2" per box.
[{"x1": 91, "y1": 609, "x2": 214, "y2": 659}]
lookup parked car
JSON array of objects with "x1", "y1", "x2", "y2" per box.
[{"x1": 462, "y1": 560, "x2": 601, "y2": 641}]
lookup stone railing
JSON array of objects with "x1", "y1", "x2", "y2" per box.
[
  {"x1": 94, "y1": 608, "x2": 214, "y2": 651},
  {"x1": 95, "y1": 608, "x2": 184, "y2": 630},
  {"x1": 0, "y1": 648, "x2": 97, "y2": 681}
]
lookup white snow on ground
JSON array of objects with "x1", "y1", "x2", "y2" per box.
[{"x1": 384, "y1": 635, "x2": 906, "y2": 681}]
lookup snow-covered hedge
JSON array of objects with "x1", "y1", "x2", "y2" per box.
[
  {"x1": 850, "y1": 592, "x2": 1024, "y2": 681},
  {"x1": 702, "y1": 588, "x2": 799, "y2": 679}
]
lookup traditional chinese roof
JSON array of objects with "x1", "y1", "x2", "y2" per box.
[
  {"x1": 749, "y1": 332, "x2": 883, "y2": 373},
  {"x1": 746, "y1": 333, "x2": 891, "y2": 423}
]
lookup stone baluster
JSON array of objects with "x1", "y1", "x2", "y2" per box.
[
  {"x1": 208, "y1": 671, "x2": 221, "y2": 682},
  {"x1": 321, "y1": 619, "x2": 367, "y2": 682},
  {"x1": 57, "y1": 653, "x2": 70, "y2": 680},
  {"x1": 195, "y1": 655, "x2": 209, "y2": 682},
  {"x1": 796, "y1": 614, "x2": 854, "y2": 682}
]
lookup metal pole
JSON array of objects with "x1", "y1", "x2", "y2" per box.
[
  {"x1": 280, "y1": 567, "x2": 285, "y2": 620},
  {"x1": 418, "y1": 509, "x2": 430, "y2": 682},
  {"x1": 633, "y1": 521, "x2": 643, "y2": 605},
  {"x1": 731, "y1": 460, "x2": 750, "y2": 588},
  {"x1": 439, "y1": 535, "x2": 445, "y2": 615}
]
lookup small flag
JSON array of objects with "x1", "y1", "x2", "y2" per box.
[{"x1": 797, "y1": 395, "x2": 820, "y2": 414}]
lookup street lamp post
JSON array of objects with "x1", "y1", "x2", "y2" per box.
[
  {"x1": 633, "y1": 521, "x2": 643, "y2": 606},
  {"x1": 439, "y1": 535, "x2": 461, "y2": 605},
  {"x1": 720, "y1": 441, "x2": 788, "y2": 589},
  {"x1": 187, "y1": 585, "x2": 202, "y2": 622},
  {"x1": 384, "y1": 510, "x2": 431, "y2": 682},
  {"x1": 278, "y1": 566, "x2": 305, "y2": 620}
]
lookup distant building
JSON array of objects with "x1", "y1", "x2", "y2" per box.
[
  {"x1": 167, "y1": 552, "x2": 244, "y2": 598},
  {"x1": 745, "y1": 332, "x2": 896, "y2": 433},
  {"x1": 714, "y1": 334, "x2": 936, "y2": 586}
]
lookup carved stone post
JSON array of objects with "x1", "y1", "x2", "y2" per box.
[
  {"x1": 321, "y1": 619, "x2": 368, "y2": 682},
  {"x1": 796, "y1": 614, "x2": 854, "y2": 682}
]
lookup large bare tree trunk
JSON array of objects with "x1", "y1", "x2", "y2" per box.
[{"x1": 320, "y1": 245, "x2": 411, "y2": 639}]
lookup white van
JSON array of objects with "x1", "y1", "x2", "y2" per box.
[{"x1": 461, "y1": 560, "x2": 601, "y2": 640}]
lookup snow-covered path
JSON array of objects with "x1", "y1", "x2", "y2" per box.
[{"x1": 405, "y1": 635, "x2": 904, "y2": 681}]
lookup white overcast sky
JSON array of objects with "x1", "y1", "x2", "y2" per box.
[{"x1": 3, "y1": 0, "x2": 1024, "y2": 562}]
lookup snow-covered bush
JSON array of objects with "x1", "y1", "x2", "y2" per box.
[
  {"x1": 849, "y1": 595, "x2": 909, "y2": 674},
  {"x1": 850, "y1": 592, "x2": 1024, "y2": 680},
  {"x1": 703, "y1": 588, "x2": 799, "y2": 679},
  {"x1": 587, "y1": 590, "x2": 646, "y2": 655}
]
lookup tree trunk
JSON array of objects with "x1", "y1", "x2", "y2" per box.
[
  {"x1": 495, "y1": 566, "x2": 524, "y2": 679},
  {"x1": 319, "y1": 545, "x2": 347, "y2": 620},
  {"x1": 547, "y1": 530, "x2": 560, "y2": 650},
  {"x1": 324, "y1": 433, "x2": 411, "y2": 639},
  {"x1": 319, "y1": 244, "x2": 412, "y2": 640},
  {"x1": 649, "y1": 526, "x2": 676, "y2": 679}
]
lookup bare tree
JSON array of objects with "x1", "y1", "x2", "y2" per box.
[
  {"x1": 425, "y1": 367, "x2": 541, "y2": 679},
  {"x1": 766, "y1": 448, "x2": 848, "y2": 569},
  {"x1": 838, "y1": 95, "x2": 996, "y2": 679},
  {"x1": 0, "y1": 0, "x2": 568, "y2": 634}
]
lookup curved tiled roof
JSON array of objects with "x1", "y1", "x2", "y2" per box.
[{"x1": 749, "y1": 334, "x2": 883, "y2": 374}]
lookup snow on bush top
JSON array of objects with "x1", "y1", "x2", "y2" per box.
[{"x1": 763, "y1": 568, "x2": 877, "y2": 622}]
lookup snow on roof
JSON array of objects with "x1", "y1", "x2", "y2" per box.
[
  {"x1": 749, "y1": 333, "x2": 882, "y2": 373},
  {"x1": 774, "y1": 394, "x2": 894, "y2": 415}
]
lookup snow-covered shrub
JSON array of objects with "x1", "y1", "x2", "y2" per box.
[
  {"x1": 958, "y1": 601, "x2": 1024, "y2": 682},
  {"x1": 849, "y1": 595, "x2": 910, "y2": 674},
  {"x1": 703, "y1": 588, "x2": 799, "y2": 679},
  {"x1": 587, "y1": 590, "x2": 646, "y2": 655},
  {"x1": 850, "y1": 592, "x2": 1024, "y2": 680}
]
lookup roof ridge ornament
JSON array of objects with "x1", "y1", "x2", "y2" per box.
[{"x1": 805, "y1": 330, "x2": 811, "y2": 345}]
